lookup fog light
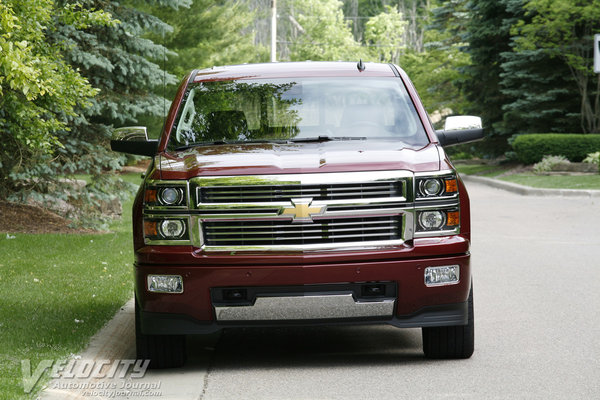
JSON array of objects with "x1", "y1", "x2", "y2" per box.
[
  {"x1": 425, "y1": 265, "x2": 459, "y2": 287},
  {"x1": 147, "y1": 275, "x2": 183, "y2": 293}
]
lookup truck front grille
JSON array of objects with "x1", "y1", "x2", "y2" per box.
[
  {"x1": 203, "y1": 215, "x2": 402, "y2": 246},
  {"x1": 199, "y1": 181, "x2": 402, "y2": 203}
]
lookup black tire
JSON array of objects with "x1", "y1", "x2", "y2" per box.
[
  {"x1": 135, "y1": 301, "x2": 187, "y2": 368},
  {"x1": 422, "y1": 285, "x2": 474, "y2": 359}
]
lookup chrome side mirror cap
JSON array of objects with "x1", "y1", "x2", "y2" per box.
[
  {"x1": 436, "y1": 116, "x2": 484, "y2": 147},
  {"x1": 110, "y1": 126, "x2": 158, "y2": 156},
  {"x1": 444, "y1": 116, "x2": 482, "y2": 131}
]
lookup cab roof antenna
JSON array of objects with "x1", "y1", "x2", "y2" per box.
[{"x1": 357, "y1": 59, "x2": 366, "y2": 72}]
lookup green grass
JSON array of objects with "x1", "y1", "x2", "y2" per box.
[
  {"x1": 454, "y1": 164, "x2": 509, "y2": 177},
  {"x1": 500, "y1": 173, "x2": 600, "y2": 190},
  {"x1": 0, "y1": 174, "x2": 142, "y2": 399},
  {"x1": 456, "y1": 163, "x2": 600, "y2": 190}
]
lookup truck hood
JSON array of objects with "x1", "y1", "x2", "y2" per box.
[{"x1": 156, "y1": 141, "x2": 442, "y2": 179}]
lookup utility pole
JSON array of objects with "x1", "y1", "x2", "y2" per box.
[
  {"x1": 594, "y1": 34, "x2": 600, "y2": 74},
  {"x1": 271, "y1": 0, "x2": 277, "y2": 62}
]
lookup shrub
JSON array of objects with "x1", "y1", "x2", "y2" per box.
[
  {"x1": 583, "y1": 151, "x2": 600, "y2": 173},
  {"x1": 512, "y1": 134, "x2": 600, "y2": 164},
  {"x1": 583, "y1": 151, "x2": 600, "y2": 165},
  {"x1": 532, "y1": 155, "x2": 569, "y2": 174}
]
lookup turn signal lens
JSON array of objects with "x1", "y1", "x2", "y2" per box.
[
  {"x1": 144, "y1": 189, "x2": 157, "y2": 203},
  {"x1": 447, "y1": 211, "x2": 460, "y2": 226},
  {"x1": 143, "y1": 220, "x2": 158, "y2": 237},
  {"x1": 445, "y1": 178, "x2": 458, "y2": 193}
]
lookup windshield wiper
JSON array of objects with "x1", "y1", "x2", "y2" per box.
[
  {"x1": 173, "y1": 141, "x2": 229, "y2": 151},
  {"x1": 289, "y1": 136, "x2": 367, "y2": 143},
  {"x1": 172, "y1": 136, "x2": 368, "y2": 150},
  {"x1": 173, "y1": 138, "x2": 291, "y2": 151}
]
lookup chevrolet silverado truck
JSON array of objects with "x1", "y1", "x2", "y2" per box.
[{"x1": 111, "y1": 61, "x2": 484, "y2": 368}]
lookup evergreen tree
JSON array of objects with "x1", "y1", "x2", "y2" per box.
[
  {"x1": 154, "y1": 0, "x2": 265, "y2": 79},
  {"x1": 23, "y1": 0, "x2": 191, "y2": 226},
  {"x1": 401, "y1": 0, "x2": 470, "y2": 122},
  {"x1": 459, "y1": 0, "x2": 522, "y2": 154},
  {"x1": 499, "y1": 0, "x2": 580, "y2": 136},
  {"x1": 513, "y1": 0, "x2": 600, "y2": 133}
]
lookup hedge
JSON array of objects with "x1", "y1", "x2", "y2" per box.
[{"x1": 512, "y1": 134, "x2": 600, "y2": 164}]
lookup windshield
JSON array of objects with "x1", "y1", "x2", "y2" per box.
[{"x1": 168, "y1": 77, "x2": 429, "y2": 149}]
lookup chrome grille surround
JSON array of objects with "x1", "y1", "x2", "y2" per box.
[{"x1": 189, "y1": 171, "x2": 414, "y2": 251}]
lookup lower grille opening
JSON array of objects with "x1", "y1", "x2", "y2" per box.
[{"x1": 203, "y1": 215, "x2": 402, "y2": 246}]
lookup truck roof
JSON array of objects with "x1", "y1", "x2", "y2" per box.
[{"x1": 192, "y1": 61, "x2": 398, "y2": 82}]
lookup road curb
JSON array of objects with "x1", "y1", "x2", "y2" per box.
[{"x1": 461, "y1": 175, "x2": 600, "y2": 198}]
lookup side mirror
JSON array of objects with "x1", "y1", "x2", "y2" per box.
[
  {"x1": 435, "y1": 116, "x2": 484, "y2": 147},
  {"x1": 110, "y1": 126, "x2": 158, "y2": 156}
]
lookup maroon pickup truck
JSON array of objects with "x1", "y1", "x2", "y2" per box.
[{"x1": 111, "y1": 61, "x2": 483, "y2": 368}]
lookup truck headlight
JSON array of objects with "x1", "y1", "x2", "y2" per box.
[
  {"x1": 159, "y1": 187, "x2": 184, "y2": 205},
  {"x1": 159, "y1": 219, "x2": 186, "y2": 239},
  {"x1": 144, "y1": 183, "x2": 187, "y2": 207},
  {"x1": 419, "y1": 179, "x2": 443, "y2": 197},
  {"x1": 416, "y1": 175, "x2": 457, "y2": 198},
  {"x1": 416, "y1": 209, "x2": 459, "y2": 233},
  {"x1": 144, "y1": 218, "x2": 190, "y2": 243},
  {"x1": 418, "y1": 210, "x2": 445, "y2": 230}
]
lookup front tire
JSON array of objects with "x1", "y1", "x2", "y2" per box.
[
  {"x1": 135, "y1": 301, "x2": 187, "y2": 368},
  {"x1": 422, "y1": 285, "x2": 474, "y2": 359}
]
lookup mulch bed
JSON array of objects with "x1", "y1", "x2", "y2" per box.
[{"x1": 0, "y1": 201, "x2": 90, "y2": 234}]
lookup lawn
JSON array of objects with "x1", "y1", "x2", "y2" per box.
[
  {"x1": 454, "y1": 163, "x2": 511, "y2": 178},
  {"x1": 500, "y1": 174, "x2": 600, "y2": 190},
  {"x1": 455, "y1": 163, "x2": 600, "y2": 190},
  {"x1": 0, "y1": 173, "x2": 141, "y2": 400}
]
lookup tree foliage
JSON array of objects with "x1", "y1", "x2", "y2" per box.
[
  {"x1": 5, "y1": 0, "x2": 600, "y2": 224},
  {"x1": 288, "y1": 0, "x2": 368, "y2": 61},
  {"x1": 153, "y1": 0, "x2": 264, "y2": 79},
  {"x1": 364, "y1": 5, "x2": 406, "y2": 64},
  {"x1": 513, "y1": 0, "x2": 600, "y2": 133},
  {"x1": 0, "y1": 0, "x2": 111, "y2": 195},
  {"x1": 1, "y1": 0, "x2": 190, "y2": 228}
]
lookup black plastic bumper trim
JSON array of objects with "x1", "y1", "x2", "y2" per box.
[{"x1": 139, "y1": 301, "x2": 468, "y2": 335}]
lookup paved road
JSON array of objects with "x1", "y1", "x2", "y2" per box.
[{"x1": 41, "y1": 181, "x2": 600, "y2": 399}]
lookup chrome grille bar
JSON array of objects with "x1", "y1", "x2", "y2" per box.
[
  {"x1": 189, "y1": 171, "x2": 415, "y2": 251},
  {"x1": 203, "y1": 216, "x2": 401, "y2": 246},
  {"x1": 199, "y1": 182, "x2": 402, "y2": 203}
]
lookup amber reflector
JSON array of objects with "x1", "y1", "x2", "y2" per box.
[
  {"x1": 144, "y1": 220, "x2": 158, "y2": 237},
  {"x1": 445, "y1": 179, "x2": 458, "y2": 193},
  {"x1": 144, "y1": 189, "x2": 157, "y2": 203},
  {"x1": 447, "y1": 211, "x2": 460, "y2": 226}
]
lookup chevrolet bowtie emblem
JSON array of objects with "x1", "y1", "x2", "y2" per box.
[{"x1": 282, "y1": 198, "x2": 325, "y2": 223}]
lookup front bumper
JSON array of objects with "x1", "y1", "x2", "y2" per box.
[{"x1": 135, "y1": 253, "x2": 470, "y2": 334}]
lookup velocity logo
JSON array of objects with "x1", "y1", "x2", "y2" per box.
[{"x1": 21, "y1": 358, "x2": 150, "y2": 393}]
